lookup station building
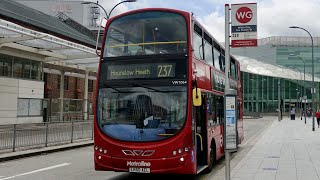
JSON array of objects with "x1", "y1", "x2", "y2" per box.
[
  {"x1": 232, "y1": 37, "x2": 320, "y2": 115},
  {"x1": 0, "y1": 0, "x2": 99, "y2": 124}
]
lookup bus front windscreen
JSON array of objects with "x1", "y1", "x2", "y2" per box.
[
  {"x1": 104, "y1": 11, "x2": 187, "y2": 57},
  {"x1": 97, "y1": 85, "x2": 187, "y2": 142}
]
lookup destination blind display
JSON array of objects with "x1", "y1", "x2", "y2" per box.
[{"x1": 107, "y1": 63, "x2": 176, "y2": 80}]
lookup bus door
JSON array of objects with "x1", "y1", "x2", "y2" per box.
[{"x1": 195, "y1": 94, "x2": 208, "y2": 167}]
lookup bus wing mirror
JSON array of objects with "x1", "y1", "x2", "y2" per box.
[{"x1": 192, "y1": 88, "x2": 201, "y2": 106}]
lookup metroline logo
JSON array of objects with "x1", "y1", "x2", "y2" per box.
[
  {"x1": 127, "y1": 161, "x2": 151, "y2": 167},
  {"x1": 235, "y1": 7, "x2": 252, "y2": 24}
]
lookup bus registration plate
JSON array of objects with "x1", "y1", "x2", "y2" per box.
[{"x1": 129, "y1": 167, "x2": 150, "y2": 173}]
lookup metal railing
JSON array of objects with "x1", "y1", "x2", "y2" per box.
[{"x1": 0, "y1": 121, "x2": 93, "y2": 153}]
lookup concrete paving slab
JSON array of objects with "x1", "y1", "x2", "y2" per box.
[{"x1": 211, "y1": 116, "x2": 320, "y2": 180}]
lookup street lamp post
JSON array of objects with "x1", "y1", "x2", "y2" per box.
[
  {"x1": 297, "y1": 56, "x2": 307, "y2": 124},
  {"x1": 108, "y1": 0, "x2": 136, "y2": 19},
  {"x1": 288, "y1": 66, "x2": 303, "y2": 118},
  {"x1": 82, "y1": 0, "x2": 136, "y2": 55},
  {"x1": 81, "y1": 1, "x2": 108, "y2": 18},
  {"x1": 82, "y1": 0, "x2": 136, "y2": 19},
  {"x1": 289, "y1": 26, "x2": 315, "y2": 131}
]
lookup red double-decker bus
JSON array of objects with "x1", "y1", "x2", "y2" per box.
[{"x1": 94, "y1": 8, "x2": 244, "y2": 174}]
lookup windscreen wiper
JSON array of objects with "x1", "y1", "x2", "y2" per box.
[
  {"x1": 103, "y1": 84, "x2": 143, "y2": 93},
  {"x1": 132, "y1": 83, "x2": 162, "y2": 92},
  {"x1": 103, "y1": 84, "x2": 122, "y2": 92}
]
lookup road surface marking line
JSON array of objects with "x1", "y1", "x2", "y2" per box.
[{"x1": 0, "y1": 163, "x2": 71, "y2": 180}]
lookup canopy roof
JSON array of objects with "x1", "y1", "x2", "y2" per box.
[
  {"x1": 236, "y1": 55, "x2": 320, "y2": 82},
  {"x1": 0, "y1": 0, "x2": 100, "y2": 72}
]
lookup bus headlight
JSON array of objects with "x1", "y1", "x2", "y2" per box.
[
  {"x1": 95, "y1": 146, "x2": 99, "y2": 151},
  {"x1": 180, "y1": 157, "x2": 184, "y2": 162}
]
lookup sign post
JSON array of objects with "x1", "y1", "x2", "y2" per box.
[
  {"x1": 224, "y1": 4, "x2": 232, "y2": 180},
  {"x1": 225, "y1": 3, "x2": 257, "y2": 180}
]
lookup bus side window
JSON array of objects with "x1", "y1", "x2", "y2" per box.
[
  {"x1": 216, "y1": 96, "x2": 224, "y2": 124},
  {"x1": 213, "y1": 46, "x2": 220, "y2": 71},
  {"x1": 235, "y1": 62, "x2": 239, "y2": 80},
  {"x1": 207, "y1": 94, "x2": 216, "y2": 126},
  {"x1": 204, "y1": 33, "x2": 213, "y2": 66},
  {"x1": 230, "y1": 58, "x2": 236, "y2": 79},
  {"x1": 219, "y1": 54, "x2": 225, "y2": 72},
  {"x1": 193, "y1": 24, "x2": 203, "y2": 60}
]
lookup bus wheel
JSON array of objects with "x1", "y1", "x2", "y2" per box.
[{"x1": 205, "y1": 142, "x2": 216, "y2": 173}]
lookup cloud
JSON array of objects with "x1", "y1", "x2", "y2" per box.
[
  {"x1": 258, "y1": 0, "x2": 320, "y2": 38},
  {"x1": 200, "y1": 0, "x2": 320, "y2": 42},
  {"x1": 100, "y1": 0, "x2": 320, "y2": 43},
  {"x1": 197, "y1": 10, "x2": 225, "y2": 43}
]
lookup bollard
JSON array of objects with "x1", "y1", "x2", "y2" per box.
[
  {"x1": 13, "y1": 124, "x2": 16, "y2": 152},
  {"x1": 91, "y1": 122, "x2": 94, "y2": 140},
  {"x1": 45, "y1": 123, "x2": 49, "y2": 147},
  {"x1": 71, "y1": 121, "x2": 74, "y2": 143}
]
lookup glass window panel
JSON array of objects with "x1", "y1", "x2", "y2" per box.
[
  {"x1": 13, "y1": 59, "x2": 23, "y2": 78},
  {"x1": 193, "y1": 31, "x2": 203, "y2": 60},
  {"x1": 0, "y1": 54, "x2": 12, "y2": 77},
  {"x1": 104, "y1": 11, "x2": 187, "y2": 57},
  {"x1": 76, "y1": 100, "x2": 83, "y2": 112},
  {"x1": 23, "y1": 61, "x2": 31, "y2": 79},
  {"x1": 98, "y1": 86, "x2": 187, "y2": 142},
  {"x1": 220, "y1": 55, "x2": 225, "y2": 72},
  {"x1": 31, "y1": 61, "x2": 41, "y2": 80},
  {"x1": 29, "y1": 99, "x2": 42, "y2": 116},
  {"x1": 88, "y1": 80, "x2": 93, "y2": 92},
  {"x1": 57, "y1": 75, "x2": 61, "y2": 89},
  {"x1": 204, "y1": 41, "x2": 213, "y2": 66},
  {"x1": 17, "y1": 99, "x2": 29, "y2": 116},
  {"x1": 213, "y1": 48, "x2": 220, "y2": 71},
  {"x1": 231, "y1": 61, "x2": 236, "y2": 79},
  {"x1": 64, "y1": 76, "x2": 68, "y2": 90}
]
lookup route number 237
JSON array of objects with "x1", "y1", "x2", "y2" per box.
[{"x1": 157, "y1": 65, "x2": 172, "y2": 77}]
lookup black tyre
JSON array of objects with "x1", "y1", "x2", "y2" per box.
[{"x1": 204, "y1": 143, "x2": 216, "y2": 173}]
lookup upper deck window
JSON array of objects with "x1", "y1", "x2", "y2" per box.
[{"x1": 104, "y1": 11, "x2": 187, "y2": 57}]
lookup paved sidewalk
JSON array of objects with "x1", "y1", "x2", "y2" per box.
[{"x1": 217, "y1": 116, "x2": 320, "y2": 180}]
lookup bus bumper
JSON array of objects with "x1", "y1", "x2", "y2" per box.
[{"x1": 95, "y1": 153, "x2": 196, "y2": 174}]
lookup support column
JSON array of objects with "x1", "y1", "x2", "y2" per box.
[
  {"x1": 83, "y1": 70, "x2": 89, "y2": 120},
  {"x1": 262, "y1": 79, "x2": 264, "y2": 113},
  {"x1": 59, "y1": 70, "x2": 64, "y2": 121}
]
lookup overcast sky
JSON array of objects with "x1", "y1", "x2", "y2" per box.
[{"x1": 99, "y1": 0, "x2": 320, "y2": 42}]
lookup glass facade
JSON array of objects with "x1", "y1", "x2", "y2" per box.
[
  {"x1": 241, "y1": 72, "x2": 316, "y2": 113},
  {"x1": 0, "y1": 53, "x2": 43, "y2": 81},
  {"x1": 232, "y1": 37, "x2": 320, "y2": 114}
]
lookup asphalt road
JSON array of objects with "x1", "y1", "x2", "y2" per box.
[{"x1": 0, "y1": 117, "x2": 274, "y2": 180}]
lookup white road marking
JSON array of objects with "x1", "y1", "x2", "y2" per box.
[{"x1": 0, "y1": 163, "x2": 71, "y2": 180}]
